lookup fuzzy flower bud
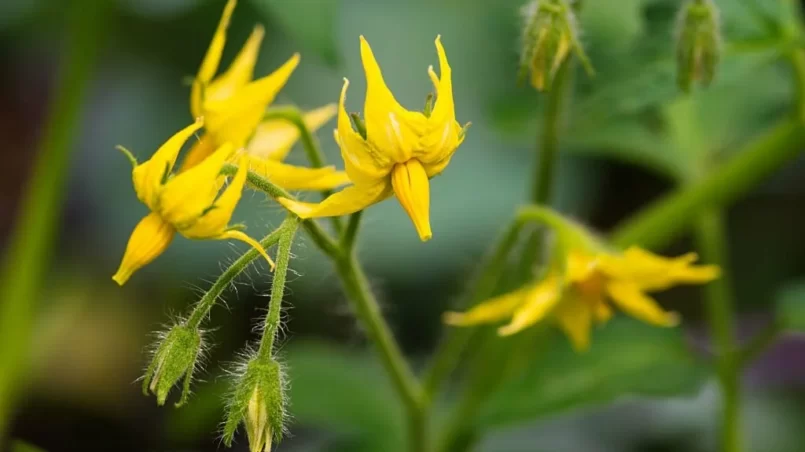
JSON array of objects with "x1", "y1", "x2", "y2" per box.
[
  {"x1": 676, "y1": 0, "x2": 721, "y2": 92},
  {"x1": 223, "y1": 356, "x2": 286, "y2": 452},
  {"x1": 519, "y1": 0, "x2": 593, "y2": 91},
  {"x1": 142, "y1": 324, "x2": 203, "y2": 407}
]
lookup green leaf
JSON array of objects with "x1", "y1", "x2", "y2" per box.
[
  {"x1": 250, "y1": 0, "x2": 340, "y2": 66},
  {"x1": 477, "y1": 319, "x2": 709, "y2": 428},
  {"x1": 775, "y1": 281, "x2": 805, "y2": 332},
  {"x1": 10, "y1": 440, "x2": 46, "y2": 452}
]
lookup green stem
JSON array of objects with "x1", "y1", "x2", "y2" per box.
[
  {"x1": 610, "y1": 119, "x2": 803, "y2": 249},
  {"x1": 185, "y1": 225, "x2": 286, "y2": 329},
  {"x1": 694, "y1": 210, "x2": 740, "y2": 452},
  {"x1": 436, "y1": 59, "x2": 573, "y2": 452},
  {"x1": 0, "y1": 0, "x2": 106, "y2": 439},
  {"x1": 789, "y1": 49, "x2": 805, "y2": 122},
  {"x1": 263, "y1": 106, "x2": 344, "y2": 233},
  {"x1": 334, "y1": 251, "x2": 427, "y2": 452},
  {"x1": 340, "y1": 211, "x2": 362, "y2": 251},
  {"x1": 258, "y1": 217, "x2": 299, "y2": 359},
  {"x1": 423, "y1": 220, "x2": 525, "y2": 397}
]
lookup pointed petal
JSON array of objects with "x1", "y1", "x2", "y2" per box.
[
  {"x1": 191, "y1": 0, "x2": 237, "y2": 118},
  {"x1": 606, "y1": 281, "x2": 680, "y2": 327},
  {"x1": 418, "y1": 36, "x2": 463, "y2": 165},
  {"x1": 246, "y1": 156, "x2": 350, "y2": 190},
  {"x1": 159, "y1": 143, "x2": 236, "y2": 228},
  {"x1": 566, "y1": 250, "x2": 598, "y2": 283},
  {"x1": 216, "y1": 231, "x2": 276, "y2": 272},
  {"x1": 391, "y1": 159, "x2": 432, "y2": 241},
  {"x1": 443, "y1": 287, "x2": 529, "y2": 327},
  {"x1": 599, "y1": 247, "x2": 720, "y2": 291},
  {"x1": 178, "y1": 133, "x2": 216, "y2": 173},
  {"x1": 278, "y1": 181, "x2": 391, "y2": 219},
  {"x1": 112, "y1": 213, "x2": 176, "y2": 285},
  {"x1": 247, "y1": 103, "x2": 337, "y2": 161},
  {"x1": 133, "y1": 119, "x2": 204, "y2": 209},
  {"x1": 359, "y1": 36, "x2": 426, "y2": 162},
  {"x1": 498, "y1": 275, "x2": 561, "y2": 336},
  {"x1": 335, "y1": 78, "x2": 392, "y2": 185},
  {"x1": 205, "y1": 25, "x2": 265, "y2": 104},
  {"x1": 554, "y1": 295, "x2": 592, "y2": 352},
  {"x1": 205, "y1": 54, "x2": 300, "y2": 148}
]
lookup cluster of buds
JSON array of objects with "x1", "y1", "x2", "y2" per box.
[
  {"x1": 676, "y1": 0, "x2": 722, "y2": 92},
  {"x1": 223, "y1": 355, "x2": 287, "y2": 452},
  {"x1": 141, "y1": 323, "x2": 204, "y2": 407},
  {"x1": 518, "y1": 0, "x2": 593, "y2": 91}
]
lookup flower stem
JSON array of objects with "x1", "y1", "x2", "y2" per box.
[
  {"x1": 258, "y1": 217, "x2": 299, "y2": 359},
  {"x1": 333, "y1": 250, "x2": 427, "y2": 452},
  {"x1": 694, "y1": 209, "x2": 740, "y2": 452},
  {"x1": 610, "y1": 119, "x2": 804, "y2": 250},
  {"x1": 0, "y1": 0, "x2": 106, "y2": 439},
  {"x1": 531, "y1": 57, "x2": 570, "y2": 204},
  {"x1": 263, "y1": 106, "x2": 343, "y2": 233},
  {"x1": 185, "y1": 224, "x2": 286, "y2": 330},
  {"x1": 423, "y1": 220, "x2": 525, "y2": 396}
]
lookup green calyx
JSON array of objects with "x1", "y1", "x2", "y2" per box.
[
  {"x1": 223, "y1": 357, "x2": 286, "y2": 452},
  {"x1": 142, "y1": 324, "x2": 202, "y2": 407}
]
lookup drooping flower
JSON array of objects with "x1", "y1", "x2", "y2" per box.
[
  {"x1": 278, "y1": 36, "x2": 468, "y2": 241},
  {"x1": 112, "y1": 119, "x2": 274, "y2": 286},
  {"x1": 445, "y1": 246, "x2": 719, "y2": 351},
  {"x1": 183, "y1": 0, "x2": 348, "y2": 190}
]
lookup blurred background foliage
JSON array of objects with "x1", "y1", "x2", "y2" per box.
[{"x1": 2, "y1": 0, "x2": 805, "y2": 451}]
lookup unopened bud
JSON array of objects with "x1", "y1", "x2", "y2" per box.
[
  {"x1": 223, "y1": 357, "x2": 286, "y2": 452},
  {"x1": 142, "y1": 324, "x2": 203, "y2": 407},
  {"x1": 519, "y1": 0, "x2": 593, "y2": 91},
  {"x1": 676, "y1": 0, "x2": 721, "y2": 92}
]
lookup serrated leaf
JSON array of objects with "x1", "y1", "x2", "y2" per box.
[
  {"x1": 251, "y1": 0, "x2": 340, "y2": 66},
  {"x1": 477, "y1": 319, "x2": 709, "y2": 428},
  {"x1": 775, "y1": 281, "x2": 805, "y2": 332}
]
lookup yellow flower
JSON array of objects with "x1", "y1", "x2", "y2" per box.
[
  {"x1": 112, "y1": 119, "x2": 274, "y2": 286},
  {"x1": 278, "y1": 35, "x2": 467, "y2": 241},
  {"x1": 182, "y1": 0, "x2": 348, "y2": 191},
  {"x1": 444, "y1": 246, "x2": 720, "y2": 351}
]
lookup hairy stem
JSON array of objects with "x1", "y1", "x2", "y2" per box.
[
  {"x1": 185, "y1": 225, "x2": 286, "y2": 330},
  {"x1": 258, "y1": 217, "x2": 299, "y2": 358},
  {"x1": 0, "y1": 0, "x2": 107, "y2": 438},
  {"x1": 695, "y1": 210, "x2": 740, "y2": 452}
]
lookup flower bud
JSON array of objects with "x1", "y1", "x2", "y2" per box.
[
  {"x1": 519, "y1": 0, "x2": 593, "y2": 91},
  {"x1": 223, "y1": 357, "x2": 286, "y2": 452},
  {"x1": 141, "y1": 324, "x2": 203, "y2": 407},
  {"x1": 676, "y1": 0, "x2": 721, "y2": 92}
]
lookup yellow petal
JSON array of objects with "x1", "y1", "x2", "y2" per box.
[
  {"x1": 443, "y1": 287, "x2": 529, "y2": 327},
  {"x1": 112, "y1": 212, "x2": 176, "y2": 286},
  {"x1": 132, "y1": 118, "x2": 204, "y2": 210},
  {"x1": 498, "y1": 274, "x2": 561, "y2": 336},
  {"x1": 247, "y1": 103, "x2": 337, "y2": 161},
  {"x1": 178, "y1": 133, "x2": 216, "y2": 173},
  {"x1": 606, "y1": 281, "x2": 680, "y2": 327},
  {"x1": 205, "y1": 25, "x2": 265, "y2": 104},
  {"x1": 599, "y1": 247, "x2": 720, "y2": 291},
  {"x1": 553, "y1": 295, "x2": 592, "y2": 352},
  {"x1": 418, "y1": 36, "x2": 462, "y2": 166},
  {"x1": 180, "y1": 153, "x2": 245, "y2": 238},
  {"x1": 566, "y1": 250, "x2": 597, "y2": 283},
  {"x1": 159, "y1": 143, "x2": 236, "y2": 228},
  {"x1": 217, "y1": 230, "x2": 276, "y2": 271},
  {"x1": 245, "y1": 156, "x2": 350, "y2": 190},
  {"x1": 335, "y1": 78, "x2": 392, "y2": 185},
  {"x1": 191, "y1": 0, "x2": 237, "y2": 118},
  {"x1": 205, "y1": 54, "x2": 300, "y2": 148},
  {"x1": 359, "y1": 36, "x2": 426, "y2": 162},
  {"x1": 391, "y1": 159, "x2": 432, "y2": 241},
  {"x1": 593, "y1": 301, "x2": 613, "y2": 324},
  {"x1": 278, "y1": 181, "x2": 391, "y2": 219}
]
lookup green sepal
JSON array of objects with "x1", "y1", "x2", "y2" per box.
[{"x1": 142, "y1": 324, "x2": 203, "y2": 406}]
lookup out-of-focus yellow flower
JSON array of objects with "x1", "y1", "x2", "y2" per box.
[
  {"x1": 278, "y1": 36, "x2": 467, "y2": 241},
  {"x1": 444, "y1": 246, "x2": 719, "y2": 351},
  {"x1": 183, "y1": 0, "x2": 348, "y2": 191},
  {"x1": 112, "y1": 119, "x2": 274, "y2": 286}
]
